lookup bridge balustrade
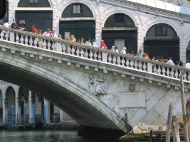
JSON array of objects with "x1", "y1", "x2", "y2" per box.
[{"x1": 0, "y1": 26, "x2": 190, "y2": 82}]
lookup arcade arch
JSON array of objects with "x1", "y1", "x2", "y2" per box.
[{"x1": 144, "y1": 23, "x2": 179, "y2": 62}]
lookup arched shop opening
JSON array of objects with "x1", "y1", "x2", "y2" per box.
[
  {"x1": 144, "y1": 23, "x2": 179, "y2": 62},
  {"x1": 59, "y1": 3, "x2": 95, "y2": 41},
  {"x1": 15, "y1": 0, "x2": 52, "y2": 32},
  {"x1": 102, "y1": 13, "x2": 137, "y2": 53}
]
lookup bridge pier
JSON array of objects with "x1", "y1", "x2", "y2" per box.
[{"x1": 78, "y1": 126, "x2": 125, "y2": 142}]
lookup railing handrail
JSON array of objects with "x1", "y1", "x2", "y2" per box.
[{"x1": 0, "y1": 26, "x2": 190, "y2": 83}]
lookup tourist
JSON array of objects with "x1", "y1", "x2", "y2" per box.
[
  {"x1": 185, "y1": 60, "x2": 190, "y2": 69},
  {"x1": 120, "y1": 47, "x2": 127, "y2": 54},
  {"x1": 11, "y1": 20, "x2": 18, "y2": 29},
  {"x1": 85, "y1": 38, "x2": 92, "y2": 46},
  {"x1": 80, "y1": 37, "x2": 84, "y2": 44},
  {"x1": 92, "y1": 39, "x2": 97, "y2": 47},
  {"x1": 2, "y1": 20, "x2": 10, "y2": 39},
  {"x1": 137, "y1": 49, "x2": 143, "y2": 57},
  {"x1": 166, "y1": 57, "x2": 174, "y2": 65},
  {"x1": 100, "y1": 40, "x2": 107, "y2": 49}
]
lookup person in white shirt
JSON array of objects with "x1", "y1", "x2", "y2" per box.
[
  {"x1": 185, "y1": 60, "x2": 190, "y2": 69},
  {"x1": 166, "y1": 57, "x2": 174, "y2": 65},
  {"x1": 120, "y1": 47, "x2": 127, "y2": 54},
  {"x1": 2, "y1": 20, "x2": 10, "y2": 39}
]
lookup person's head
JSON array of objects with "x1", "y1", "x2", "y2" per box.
[
  {"x1": 123, "y1": 47, "x2": 126, "y2": 50},
  {"x1": 46, "y1": 28, "x2": 51, "y2": 32},
  {"x1": 13, "y1": 20, "x2": 16, "y2": 24},
  {"x1": 139, "y1": 49, "x2": 142, "y2": 52}
]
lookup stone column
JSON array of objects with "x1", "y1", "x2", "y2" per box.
[
  {"x1": 44, "y1": 99, "x2": 50, "y2": 123},
  {"x1": 60, "y1": 109, "x2": 64, "y2": 123},
  {"x1": 15, "y1": 88, "x2": 22, "y2": 125},
  {"x1": 3, "y1": 98, "x2": 8, "y2": 123},
  {"x1": 28, "y1": 91, "x2": 33, "y2": 123}
]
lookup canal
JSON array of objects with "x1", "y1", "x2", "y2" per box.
[{"x1": 0, "y1": 130, "x2": 98, "y2": 142}]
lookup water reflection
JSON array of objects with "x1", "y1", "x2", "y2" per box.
[{"x1": 0, "y1": 131, "x2": 96, "y2": 142}]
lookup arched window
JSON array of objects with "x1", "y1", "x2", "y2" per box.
[
  {"x1": 18, "y1": 0, "x2": 50, "y2": 7},
  {"x1": 104, "y1": 13, "x2": 135, "y2": 27},
  {"x1": 62, "y1": 3, "x2": 93, "y2": 18}
]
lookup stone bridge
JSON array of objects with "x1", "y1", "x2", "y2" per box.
[{"x1": 0, "y1": 26, "x2": 190, "y2": 136}]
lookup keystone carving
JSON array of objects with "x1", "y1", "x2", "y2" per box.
[{"x1": 89, "y1": 75, "x2": 106, "y2": 95}]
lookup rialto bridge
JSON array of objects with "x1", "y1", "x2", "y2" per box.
[{"x1": 0, "y1": 27, "x2": 190, "y2": 136}]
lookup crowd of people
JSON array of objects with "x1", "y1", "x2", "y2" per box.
[{"x1": 1, "y1": 20, "x2": 190, "y2": 69}]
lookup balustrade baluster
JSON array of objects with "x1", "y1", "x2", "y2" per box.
[
  {"x1": 121, "y1": 57, "x2": 125, "y2": 66},
  {"x1": 157, "y1": 66, "x2": 161, "y2": 75},
  {"x1": 29, "y1": 36, "x2": 33, "y2": 46},
  {"x1": 170, "y1": 69, "x2": 174, "y2": 78},
  {"x1": 20, "y1": 35, "x2": 24, "y2": 44},
  {"x1": 98, "y1": 52, "x2": 101, "y2": 61},
  {"x1": 71, "y1": 46, "x2": 75, "y2": 55},
  {"x1": 162, "y1": 66, "x2": 166, "y2": 76},
  {"x1": 117, "y1": 56, "x2": 120, "y2": 65},
  {"x1": 0, "y1": 32, "x2": 4, "y2": 39},
  {"x1": 138, "y1": 62, "x2": 142, "y2": 70},
  {"x1": 33, "y1": 38, "x2": 37, "y2": 47},
  {"x1": 130, "y1": 59, "x2": 135, "y2": 68},
  {"x1": 113, "y1": 56, "x2": 116, "y2": 64},
  {"x1": 84, "y1": 49, "x2": 88, "y2": 58},
  {"x1": 62, "y1": 44, "x2": 66, "y2": 52},
  {"x1": 89, "y1": 49, "x2": 93, "y2": 59},
  {"x1": 76, "y1": 48, "x2": 80, "y2": 56},
  {"x1": 80, "y1": 49, "x2": 84, "y2": 57},
  {"x1": 153, "y1": 64, "x2": 158, "y2": 73},
  {"x1": 143, "y1": 62, "x2": 146, "y2": 71},
  {"x1": 183, "y1": 72, "x2": 187, "y2": 81},
  {"x1": 126, "y1": 59, "x2": 129, "y2": 67},
  {"x1": 94, "y1": 51, "x2": 97, "y2": 60},
  {"x1": 16, "y1": 34, "x2": 19, "y2": 43},
  {"x1": 166, "y1": 67, "x2": 170, "y2": 77},
  {"x1": 108, "y1": 54, "x2": 112, "y2": 63},
  {"x1": 174, "y1": 69, "x2": 178, "y2": 78},
  {"x1": 187, "y1": 71, "x2": 190, "y2": 81}
]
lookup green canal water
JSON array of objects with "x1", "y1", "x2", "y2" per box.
[{"x1": 0, "y1": 130, "x2": 97, "y2": 142}]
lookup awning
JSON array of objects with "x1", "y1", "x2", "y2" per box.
[
  {"x1": 102, "y1": 27, "x2": 137, "y2": 31},
  {"x1": 144, "y1": 37, "x2": 179, "y2": 41}
]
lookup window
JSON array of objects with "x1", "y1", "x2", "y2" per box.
[
  {"x1": 29, "y1": 0, "x2": 38, "y2": 3},
  {"x1": 155, "y1": 24, "x2": 167, "y2": 35},
  {"x1": 114, "y1": 14, "x2": 124, "y2": 24},
  {"x1": 73, "y1": 4, "x2": 82, "y2": 13}
]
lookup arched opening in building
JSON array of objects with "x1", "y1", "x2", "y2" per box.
[
  {"x1": 0, "y1": 0, "x2": 9, "y2": 24},
  {"x1": 59, "y1": 3, "x2": 95, "y2": 41},
  {"x1": 15, "y1": 0, "x2": 52, "y2": 32},
  {"x1": 102, "y1": 13, "x2": 137, "y2": 53},
  {"x1": 186, "y1": 41, "x2": 190, "y2": 62},
  {"x1": 6, "y1": 86, "x2": 15, "y2": 122},
  {"x1": 144, "y1": 23, "x2": 179, "y2": 62}
]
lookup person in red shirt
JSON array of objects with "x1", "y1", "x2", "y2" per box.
[
  {"x1": 100, "y1": 40, "x2": 107, "y2": 49},
  {"x1": 31, "y1": 25, "x2": 38, "y2": 33}
]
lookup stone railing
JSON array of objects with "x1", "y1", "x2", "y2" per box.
[{"x1": 0, "y1": 26, "x2": 190, "y2": 82}]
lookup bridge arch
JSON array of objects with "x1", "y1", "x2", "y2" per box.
[{"x1": 0, "y1": 43, "x2": 130, "y2": 133}]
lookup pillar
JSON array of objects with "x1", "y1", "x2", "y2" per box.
[
  {"x1": 28, "y1": 91, "x2": 33, "y2": 123},
  {"x1": 44, "y1": 99, "x2": 50, "y2": 123},
  {"x1": 3, "y1": 98, "x2": 8, "y2": 123},
  {"x1": 60, "y1": 109, "x2": 64, "y2": 123},
  {"x1": 15, "y1": 89, "x2": 21, "y2": 125}
]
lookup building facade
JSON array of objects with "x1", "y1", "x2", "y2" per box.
[{"x1": 3, "y1": 0, "x2": 190, "y2": 64}]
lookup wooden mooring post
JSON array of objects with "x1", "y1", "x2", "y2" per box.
[
  {"x1": 186, "y1": 98, "x2": 190, "y2": 142},
  {"x1": 166, "y1": 102, "x2": 173, "y2": 142},
  {"x1": 172, "y1": 115, "x2": 180, "y2": 142},
  {"x1": 180, "y1": 75, "x2": 189, "y2": 142}
]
